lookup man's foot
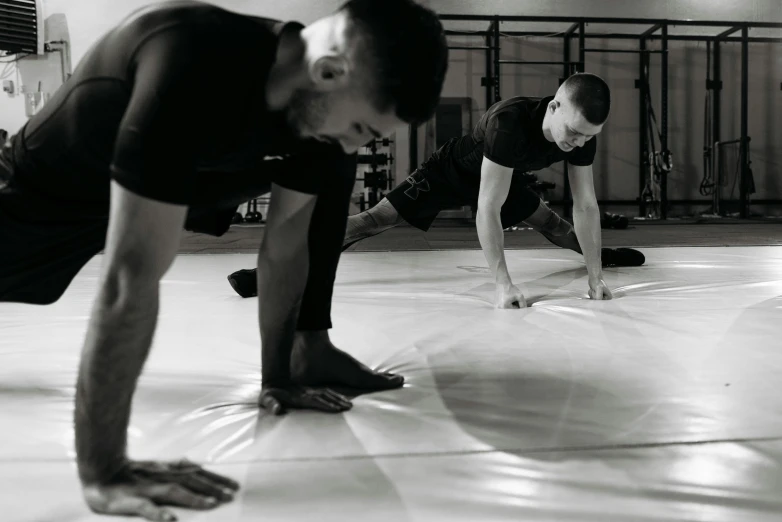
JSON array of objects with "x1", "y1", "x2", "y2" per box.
[
  {"x1": 602, "y1": 247, "x2": 645, "y2": 267},
  {"x1": 227, "y1": 268, "x2": 257, "y2": 298},
  {"x1": 291, "y1": 331, "x2": 404, "y2": 391}
]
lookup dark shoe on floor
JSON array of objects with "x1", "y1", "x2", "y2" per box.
[
  {"x1": 601, "y1": 212, "x2": 629, "y2": 230},
  {"x1": 228, "y1": 268, "x2": 258, "y2": 298},
  {"x1": 602, "y1": 247, "x2": 645, "y2": 267}
]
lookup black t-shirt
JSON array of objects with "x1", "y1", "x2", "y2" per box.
[
  {"x1": 448, "y1": 96, "x2": 596, "y2": 181},
  {"x1": 5, "y1": 1, "x2": 351, "y2": 217}
]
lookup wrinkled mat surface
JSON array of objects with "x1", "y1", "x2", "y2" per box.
[{"x1": 2, "y1": 246, "x2": 781, "y2": 521}]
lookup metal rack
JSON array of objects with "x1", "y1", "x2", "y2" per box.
[{"x1": 438, "y1": 15, "x2": 782, "y2": 219}]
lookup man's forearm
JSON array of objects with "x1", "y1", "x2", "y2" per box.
[
  {"x1": 75, "y1": 280, "x2": 160, "y2": 485},
  {"x1": 257, "y1": 251, "x2": 308, "y2": 386},
  {"x1": 572, "y1": 206, "x2": 603, "y2": 280},
  {"x1": 476, "y1": 207, "x2": 512, "y2": 285}
]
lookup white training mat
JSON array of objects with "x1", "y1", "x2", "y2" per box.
[{"x1": 2, "y1": 247, "x2": 781, "y2": 522}]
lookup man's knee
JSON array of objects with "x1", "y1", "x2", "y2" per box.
[{"x1": 344, "y1": 198, "x2": 404, "y2": 244}]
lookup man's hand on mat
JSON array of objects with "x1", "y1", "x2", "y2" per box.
[
  {"x1": 588, "y1": 278, "x2": 613, "y2": 300},
  {"x1": 496, "y1": 283, "x2": 527, "y2": 309},
  {"x1": 259, "y1": 384, "x2": 352, "y2": 414},
  {"x1": 82, "y1": 459, "x2": 239, "y2": 522}
]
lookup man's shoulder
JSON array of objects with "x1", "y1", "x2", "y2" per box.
[
  {"x1": 489, "y1": 96, "x2": 543, "y2": 113},
  {"x1": 115, "y1": 2, "x2": 283, "y2": 54}
]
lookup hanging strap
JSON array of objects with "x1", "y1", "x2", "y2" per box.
[{"x1": 642, "y1": 61, "x2": 673, "y2": 174}]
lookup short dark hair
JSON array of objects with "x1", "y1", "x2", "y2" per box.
[
  {"x1": 340, "y1": 0, "x2": 448, "y2": 125},
  {"x1": 562, "y1": 73, "x2": 611, "y2": 125}
]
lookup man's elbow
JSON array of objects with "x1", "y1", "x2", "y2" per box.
[
  {"x1": 572, "y1": 200, "x2": 600, "y2": 214},
  {"x1": 476, "y1": 198, "x2": 502, "y2": 221}
]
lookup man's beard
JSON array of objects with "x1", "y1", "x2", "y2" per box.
[{"x1": 285, "y1": 90, "x2": 330, "y2": 139}]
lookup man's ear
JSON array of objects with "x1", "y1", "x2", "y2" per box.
[
  {"x1": 309, "y1": 55, "x2": 350, "y2": 91},
  {"x1": 548, "y1": 99, "x2": 560, "y2": 114}
]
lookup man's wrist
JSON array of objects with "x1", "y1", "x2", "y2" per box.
[
  {"x1": 77, "y1": 455, "x2": 128, "y2": 486},
  {"x1": 261, "y1": 374, "x2": 294, "y2": 389},
  {"x1": 496, "y1": 276, "x2": 513, "y2": 288}
]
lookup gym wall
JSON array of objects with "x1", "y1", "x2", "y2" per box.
[
  {"x1": 2, "y1": 0, "x2": 779, "y2": 216},
  {"x1": 439, "y1": 33, "x2": 782, "y2": 216},
  {"x1": 428, "y1": 0, "x2": 782, "y2": 216},
  {"x1": 425, "y1": 0, "x2": 782, "y2": 22},
  {"x1": 0, "y1": 0, "x2": 345, "y2": 135}
]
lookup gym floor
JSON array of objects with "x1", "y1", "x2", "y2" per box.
[
  {"x1": 3, "y1": 219, "x2": 782, "y2": 521},
  {"x1": 179, "y1": 218, "x2": 782, "y2": 253}
]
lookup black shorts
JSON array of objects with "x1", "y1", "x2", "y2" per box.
[
  {"x1": 0, "y1": 187, "x2": 108, "y2": 305},
  {"x1": 0, "y1": 172, "x2": 241, "y2": 305},
  {"x1": 386, "y1": 139, "x2": 542, "y2": 231}
]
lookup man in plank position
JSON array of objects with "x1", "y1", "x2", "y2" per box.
[
  {"x1": 229, "y1": 73, "x2": 644, "y2": 308},
  {"x1": 0, "y1": 0, "x2": 447, "y2": 519}
]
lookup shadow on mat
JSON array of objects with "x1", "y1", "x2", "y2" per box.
[
  {"x1": 425, "y1": 360, "x2": 692, "y2": 463},
  {"x1": 417, "y1": 292, "x2": 701, "y2": 463}
]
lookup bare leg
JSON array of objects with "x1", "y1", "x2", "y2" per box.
[
  {"x1": 289, "y1": 193, "x2": 421, "y2": 390},
  {"x1": 522, "y1": 201, "x2": 582, "y2": 254},
  {"x1": 522, "y1": 201, "x2": 645, "y2": 267},
  {"x1": 291, "y1": 330, "x2": 403, "y2": 390},
  {"x1": 343, "y1": 197, "x2": 406, "y2": 249},
  {"x1": 293, "y1": 166, "x2": 404, "y2": 391}
]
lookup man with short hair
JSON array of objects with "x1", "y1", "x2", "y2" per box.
[
  {"x1": 228, "y1": 73, "x2": 644, "y2": 308},
  {"x1": 0, "y1": 0, "x2": 448, "y2": 518}
]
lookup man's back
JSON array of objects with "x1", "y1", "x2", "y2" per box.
[
  {"x1": 7, "y1": 1, "x2": 283, "y2": 208},
  {"x1": 445, "y1": 95, "x2": 596, "y2": 182}
]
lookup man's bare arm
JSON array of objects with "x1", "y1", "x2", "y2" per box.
[
  {"x1": 475, "y1": 157, "x2": 527, "y2": 308},
  {"x1": 75, "y1": 181, "x2": 187, "y2": 484},
  {"x1": 567, "y1": 163, "x2": 603, "y2": 281},
  {"x1": 476, "y1": 157, "x2": 514, "y2": 286},
  {"x1": 567, "y1": 163, "x2": 612, "y2": 300},
  {"x1": 76, "y1": 182, "x2": 241, "y2": 520}
]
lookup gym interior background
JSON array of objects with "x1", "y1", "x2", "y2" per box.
[
  {"x1": 2, "y1": 1, "x2": 782, "y2": 521},
  {"x1": 2, "y1": 0, "x2": 782, "y2": 238}
]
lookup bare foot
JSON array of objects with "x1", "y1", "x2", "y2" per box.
[{"x1": 290, "y1": 331, "x2": 404, "y2": 391}]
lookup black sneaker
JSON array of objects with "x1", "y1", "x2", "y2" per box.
[
  {"x1": 601, "y1": 212, "x2": 629, "y2": 230},
  {"x1": 227, "y1": 268, "x2": 258, "y2": 298},
  {"x1": 602, "y1": 248, "x2": 645, "y2": 267}
]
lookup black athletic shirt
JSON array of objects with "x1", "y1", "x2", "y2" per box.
[
  {"x1": 3, "y1": 1, "x2": 351, "y2": 214},
  {"x1": 448, "y1": 96, "x2": 596, "y2": 179}
]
